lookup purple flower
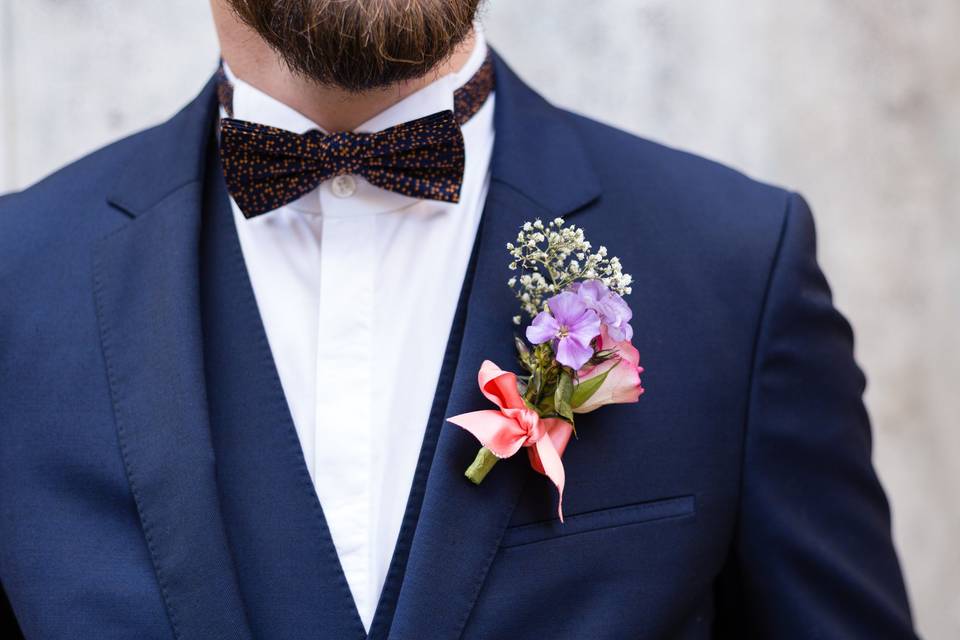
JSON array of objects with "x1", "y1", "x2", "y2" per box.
[
  {"x1": 526, "y1": 291, "x2": 601, "y2": 370},
  {"x1": 569, "y1": 280, "x2": 633, "y2": 342}
]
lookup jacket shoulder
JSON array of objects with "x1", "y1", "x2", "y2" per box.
[
  {"x1": 0, "y1": 123, "x2": 173, "y2": 277},
  {"x1": 560, "y1": 112, "x2": 801, "y2": 350},
  {"x1": 566, "y1": 111, "x2": 793, "y2": 244}
]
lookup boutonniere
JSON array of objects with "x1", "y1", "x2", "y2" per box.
[{"x1": 448, "y1": 217, "x2": 644, "y2": 520}]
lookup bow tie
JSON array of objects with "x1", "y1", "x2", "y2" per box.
[{"x1": 217, "y1": 53, "x2": 495, "y2": 219}]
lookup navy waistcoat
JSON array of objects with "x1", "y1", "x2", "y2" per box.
[{"x1": 198, "y1": 141, "x2": 481, "y2": 639}]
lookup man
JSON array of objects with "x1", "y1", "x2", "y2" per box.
[{"x1": 0, "y1": 1, "x2": 919, "y2": 638}]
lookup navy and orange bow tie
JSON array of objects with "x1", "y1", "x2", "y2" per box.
[{"x1": 216, "y1": 54, "x2": 495, "y2": 219}]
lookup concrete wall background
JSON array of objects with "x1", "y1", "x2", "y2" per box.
[{"x1": 1, "y1": 1, "x2": 957, "y2": 637}]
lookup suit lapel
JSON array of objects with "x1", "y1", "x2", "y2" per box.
[
  {"x1": 388, "y1": 53, "x2": 601, "y2": 640},
  {"x1": 93, "y1": 78, "x2": 253, "y2": 639}
]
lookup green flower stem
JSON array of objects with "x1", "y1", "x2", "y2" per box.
[{"x1": 465, "y1": 447, "x2": 500, "y2": 485}]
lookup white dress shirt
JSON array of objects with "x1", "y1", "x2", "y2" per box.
[{"x1": 222, "y1": 33, "x2": 494, "y2": 630}]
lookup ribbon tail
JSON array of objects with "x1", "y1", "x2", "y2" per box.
[
  {"x1": 528, "y1": 419, "x2": 574, "y2": 475},
  {"x1": 447, "y1": 410, "x2": 526, "y2": 459},
  {"x1": 533, "y1": 435, "x2": 566, "y2": 522}
]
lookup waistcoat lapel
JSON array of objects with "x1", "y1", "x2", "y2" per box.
[
  {"x1": 200, "y1": 159, "x2": 369, "y2": 639},
  {"x1": 365, "y1": 196, "x2": 486, "y2": 640},
  {"x1": 387, "y1": 53, "x2": 601, "y2": 640},
  {"x1": 93, "y1": 77, "x2": 253, "y2": 639},
  {"x1": 200, "y1": 125, "x2": 489, "y2": 640}
]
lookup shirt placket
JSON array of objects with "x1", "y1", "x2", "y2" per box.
[{"x1": 313, "y1": 206, "x2": 376, "y2": 620}]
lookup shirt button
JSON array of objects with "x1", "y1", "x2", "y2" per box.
[{"x1": 331, "y1": 174, "x2": 357, "y2": 198}]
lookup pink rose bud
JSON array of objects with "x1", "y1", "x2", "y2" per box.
[{"x1": 573, "y1": 326, "x2": 644, "y2": 414}]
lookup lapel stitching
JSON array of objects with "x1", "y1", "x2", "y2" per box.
[
  {"x1": 93, "y1": 216, "x2": 186, "y2": 640},
  {"x1": 222, "y1": 183, "x2": 368, "y2": 638},
  {"x1": 93, "y1": 86, "x2": 254, "y2": 638}
]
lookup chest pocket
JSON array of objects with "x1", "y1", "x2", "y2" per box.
[{"x1": 500, "y1": 494, "x2": 695, "y2": 548}]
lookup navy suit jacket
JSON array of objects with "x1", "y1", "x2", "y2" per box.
[{"x1": 0, "y1": 54, "x2": 918, "y2": 639}]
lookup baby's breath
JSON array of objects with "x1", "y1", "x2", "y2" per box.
[{"x1": 507, "y1": 218, "x2": 633, "y2": 318}]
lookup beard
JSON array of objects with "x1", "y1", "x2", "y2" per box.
[{"x1": 224, "y1": 0, "x2": 482, "y2": 92}]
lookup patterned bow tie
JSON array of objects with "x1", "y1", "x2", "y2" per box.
[{"x1": 217, "y1": 53, "x2": 495, "y2": 219}]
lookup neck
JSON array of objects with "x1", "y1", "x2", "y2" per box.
[{"x1": 211, "y1": 3, "x2": 476, "y2": 132}]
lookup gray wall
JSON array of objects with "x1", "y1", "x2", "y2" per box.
[{"x1": 2, "y1": 1, "x2": 958, "y2": 637}]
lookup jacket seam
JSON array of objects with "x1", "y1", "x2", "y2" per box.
[{"x1": 734, "y1": 192, "x2": 797, "y2": 532}]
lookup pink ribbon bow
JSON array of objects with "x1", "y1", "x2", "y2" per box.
[{"x1": 448, "y1": 360, "x2": 574, "y2": 521}]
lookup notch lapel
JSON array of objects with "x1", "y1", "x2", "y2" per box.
[
  {"x1": 387, "y1": 53, "x2": 601, "y2": 640},
  {"x1": 93, "y1": 78, "x2": 253, "y2": 639}
]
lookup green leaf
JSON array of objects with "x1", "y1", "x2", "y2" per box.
[
  {"x1": 515, "y1": 336, "x2": 533, "y2": 371},
  {"x1": 529, "y1": 366, "x2": 543, "y2": 404},
  {"x1": 516, "y1": 376, "x2": 529, "y2": 397},
  {"x1": 571, "y1": 366, "x2": 612, "y2": 408},
  {"x1": 536, "y1": 394, "x2": 555, "y2": 416},
  {"x1": 554, "y1": 370, "x2": 574, "y2": 423}
]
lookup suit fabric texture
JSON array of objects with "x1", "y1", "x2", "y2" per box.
[{"x1": 0, "y1": 52, "x2": 918, "y2": 639}]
